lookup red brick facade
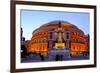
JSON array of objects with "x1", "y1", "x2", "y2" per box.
[{"x1": 26, "y1": 21, "x2": 89, "y2": 56}]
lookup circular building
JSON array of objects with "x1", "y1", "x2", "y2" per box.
[{"x1": 27, "y1": 21, "x2": 89, "y2": 58}]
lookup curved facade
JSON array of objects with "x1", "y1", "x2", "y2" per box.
[{"x1": 27, "y1": 21, "x2": 89, "y2": 56}]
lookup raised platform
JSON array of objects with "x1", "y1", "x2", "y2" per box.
[{"x1": 48, "y1": 48, "x2": 71, "y2": 61}]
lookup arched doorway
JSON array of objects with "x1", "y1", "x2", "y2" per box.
[{"x1": 55, "y1": 55, "x2": 63, "y2": 61}]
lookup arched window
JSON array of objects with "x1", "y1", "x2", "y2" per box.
[
  {"x1": 50, "y1": 32, "x2": 53, "y2": 39},
  {"x1": 66, "y1": 32, "x2": 70, "y2": 39}
]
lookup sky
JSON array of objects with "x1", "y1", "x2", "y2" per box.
[{"x1": 21, "y1": 10, "x2": 90, "y2": 40}]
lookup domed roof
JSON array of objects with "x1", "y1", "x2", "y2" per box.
[
  {"x1": 33, "y1": 21, "x2": 84, "y2": 34},
  {"x1": 40, "y1": 21, "x2": 78, "y2": 28}
]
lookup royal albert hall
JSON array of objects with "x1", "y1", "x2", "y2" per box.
[{"x1": 26, "y1": 21, "x2": 89, "y2": 58}]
